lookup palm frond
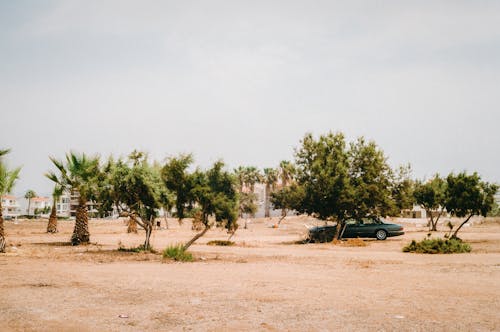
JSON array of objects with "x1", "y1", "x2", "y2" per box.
[
  {"x1": 5, "y1": 166, "x2": 21, "y2": 193},
  {"x1": 0, "y1": 148, "x2": 11, "y2": 158}
]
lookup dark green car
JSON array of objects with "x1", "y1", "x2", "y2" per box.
[{"x1": 307, "y1": 217, "x2": 404, "y2": 242}]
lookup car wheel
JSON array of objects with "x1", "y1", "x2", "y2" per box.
[{"x1": 375, "y1": 229, "x2": 387, "y2": 240}]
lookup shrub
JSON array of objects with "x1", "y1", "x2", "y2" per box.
[
  {"x1": 206, "y1": 240, "x2": 235, "y2": 246},
  {"x1": 403, "y1": 238, "x2": 471, "y2": 254},
  {"x1": 163, "y1": 244, "x2": 193, "y2": 262}
]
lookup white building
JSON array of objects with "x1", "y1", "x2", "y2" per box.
[
  {"x1": 28, "y1": 197, "x2": 50, "y2": 216},
  {"x1": 1, "y1": 195, "x2": 21, "y2": 218},
  {"x1": 56, "y1": 192, "x2": 71, "y2": 217}
]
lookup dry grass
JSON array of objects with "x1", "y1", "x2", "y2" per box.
[{"x1": 341, "y1": 238, "x2": 368, "y2": 247}]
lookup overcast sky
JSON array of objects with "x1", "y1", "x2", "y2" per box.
[{"x1": 1, "y1": 0, "x2": 499, "y2": 197}]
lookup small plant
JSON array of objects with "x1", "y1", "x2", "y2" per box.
[
  {"x1": 163, "y1": 244, "x2": 193, "y2": 262},
  {"x1": 206, "y1": 240, "x2": 235, "y2": 246},
  {"x1": 403, "y1": 237, "x2": 471, "y2": 254},
  {"x1": 118, "y1": 241, "x2": 157, "y2": 253}
]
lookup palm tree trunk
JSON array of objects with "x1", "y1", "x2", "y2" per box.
[
  {"x1": 27, "y1": 199, "x2": 31, "y2": 217},
  {"x1": 71, "y1": 199, "x2": 89, "y2": 245},
  {"x1": 264, "y1": 183, "x2": 271, "y2": 218},
  {"x1": 0, "y1": 201, "x2": 5, "y2": 253},
  {"x1": 47, "y1": 204, "x2": 58, "y2": 233}
]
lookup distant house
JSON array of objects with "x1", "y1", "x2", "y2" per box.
[
  {"x1": 69, "y1": 190, "x2": 99, "y2": 218},
  {"x1": 55, "y1": 192, "x2": 71, "y2": 217},
  {"x1": 401, "y1": 205, "x2": 449, "y2": 219},
  {"x1": 401, "y1": 205, "x2": 426, "y2": 219},
  {"x1": 1, "y1": 195, "x2": 21, "y2": 219},
  {"x1": 29, "y1": 197, "x2": 50, "y2": 216}
]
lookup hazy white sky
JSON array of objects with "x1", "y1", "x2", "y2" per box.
[{"x1": 1, "y1": 0, "x2": 499, "y2": 196}]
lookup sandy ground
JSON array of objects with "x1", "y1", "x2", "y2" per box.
[{"x1": 1, "y1": 216, "x2": 499, "y2": 332}]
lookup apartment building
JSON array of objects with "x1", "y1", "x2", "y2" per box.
[{"x1": 1, "y1": 195, "x2": 21, "y2": 219}]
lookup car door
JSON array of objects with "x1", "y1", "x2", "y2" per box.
[
  {"x1": 358, "y1": 218, "x2": 379, "y2": 237},
  {"x1": 342, "y1": 219, "x2": 359, "y2": 238}
]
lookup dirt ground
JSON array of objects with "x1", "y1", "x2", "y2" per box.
[{"x1": 1, "y1": 216, "x2": 499, "y2": 331}]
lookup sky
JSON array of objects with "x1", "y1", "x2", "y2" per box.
[{"x1": 1, "y1": 0, "x2": 499, "y2": 197}]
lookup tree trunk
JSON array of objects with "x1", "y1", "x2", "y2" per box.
[
  {"x1": 143, "y1": 221, "x2": 152, "y2": 250},
  {"x1": 427, "y1": 210, "x2": 436, "y2": 231},
  {"x1": 71, "y1": 199, "x2": 89, "y2": 245},
  {"x1": 47, "y1": 203, "x2": 58, "y2": 233},
  {"x1": 163, "y1": 214, "x2": 169, "y2": 229},
  {"x1": 431, "y1": 209, "x2": 443, "y2": 232},
  {"x1": 27, "y1": 199, "x2": 31, "y2": 217},
  {"x1": 334, "y1": 220, "x2": 346, "y2": 241},
  {"x1": 127, "y1": 217, "x2": 138, "y2": 233},
  {"x1": 0, "y1": 201, "x2": 5, "y2": 253},
  {"x1": 264, "y1": 183, "x2": 271, "y2": 218},
  {"x1": 452, "y1": 214, "x2": 474, "y2": 238},
  {"x1": 183, "y1": 225, "x2": 210, "y2": 251},
  {"x1": 277, "y1": 215, "x2": 286, "y2": 226}
]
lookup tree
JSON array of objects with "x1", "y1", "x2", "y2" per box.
[
  {"x1": 414, "y1": 175, "x2": 447, "y2": 231},
  {"x1": 0, "y1": 148, "x2": 21, "y2": 253},
  {"x1": 46, "y1": 152, "x2": 100, "y2": 245},
  {"x1": 445, "y1": 172, "x2": 498, "y2": 238},
  {"x1": 47, "y1": 185, "x2": 63, "y2": 233},
  {"x1": 263, "y1": 168, "x2": 278, "y2": 218},
  {"x1": 102, "y1": 153, "x2": 168, "y2": 251},
  {"x1": 345, "y1": 137, "x2": 395, "y2": 220},
  {"x1": 183, "y1": 161, "x2": 238, "y2": 250},
  {"x1": 390, "y1": 164, "x2": 415, "y2": 215},
  {"x1": 233, "y1": 166, "x2": 261, "y2": 219},
  {"x1": 24, "y1": 189, "x2": 36, "y2": 217},
  {"x1": 161, "y1": 154, "x2": 195, "y2": 222},
  {"x1": 275, "y1": 132, "x2": 395, "y2": 240},
  {"x1": 278, "y1": 161, "x2": 295, "y2": 218}
]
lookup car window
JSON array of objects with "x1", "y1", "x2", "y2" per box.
[
  {"x1": 361, "y1": 218, "x2": 380, "y2": 225},
  {"x1": 345, "y1": 219, "x2": 357, "y2": 225}
]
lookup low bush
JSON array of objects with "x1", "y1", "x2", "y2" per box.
[
  {"x1": 403, "y1": 237, "x2": 471, "y2": 254},
  {"x1": 206, "y1": 240, "x2": 235, "y2": 246},
  {"x1": 163, "y1": 244, "x2": 193, "y2": 262},
  {"x1": 118, "y1": 241, "x2": 157, "y2": 253}
]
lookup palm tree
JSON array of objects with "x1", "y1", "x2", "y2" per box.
[
  {"x1": 0, "y1": 149, "x2": 21, "y2": 253},
  {"x1": 47, "y1": 185, "x2": 63, "y2": 233},
  {"x1": 24, "y1": 189, "x2": 36, "y2": 217},
  {"x1": 46, "y1": 152, "x2": 100, "y2": 245},
  {"x1": 263, "y1": 168, "x2": 278, "y2": 218},
  {"x1": 278, "y1": 160, "x2": 295, "y2": 217}
]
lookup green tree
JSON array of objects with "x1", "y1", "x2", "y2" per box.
[
  {"x1": 161, "y1": 154, "x2": 195, "y2": 222},
  {"x1": 24, "y1": 189, "x2": 36, "y2": 217},
  {"x1": 275, "y1": 132, "x2": 396, "y2": 239},
  {"x1": 346, "y1": 137, "x2": 395, "y2": 220},
  {"x1": 0, "y1": 149, "x2": 21, "y2": 253},
  {"x1": 46, "y1": 152, "x2": 100, "y2": 245},
  {"x1": 183, "y1": 161, "x2": 239, "y2": 250},
  {"x1": 445, "y1": 172, "x2": 498, "y2": 238},
  {"x1": 390, "y1": 164, "x2": 415, "y2": 215},
  {"x1": 102, "y1": 153, "x2": 168, "y2": 251},
  {"x1": 47, "y1": 185, "x2": 63, "y2": 233},
  {"x1": 263, "y1": 168, "x2": 278, "y2": 218},
  {"x1": 233, "y1": 166, "x2": 261, "y2": 219},
  {"x1": 414, "y1": 175, "x2": 447, "y2": 231}
]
